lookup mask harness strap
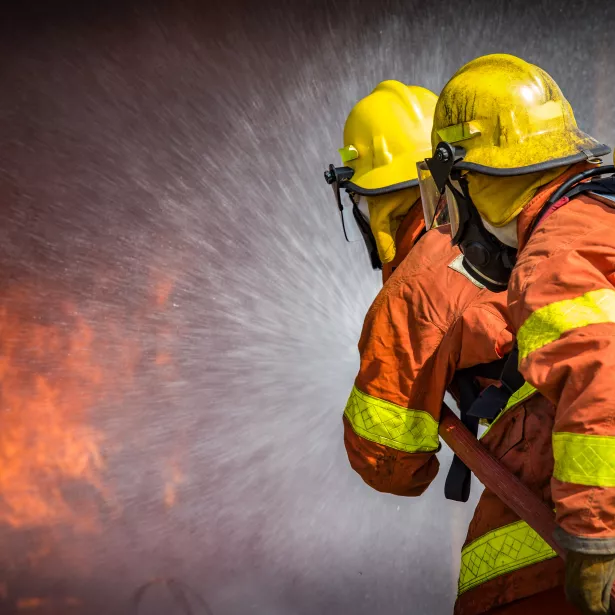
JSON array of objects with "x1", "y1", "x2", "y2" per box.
[
  {"x1": 447, "y1": 175, "x2": 517, "y2": 293},
  {"x1": 529, "y1": 165, "x2": 615, "y2": 235}
]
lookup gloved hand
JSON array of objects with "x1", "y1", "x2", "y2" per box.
[{"x1": 565, "y1": 550, "x2": 615, "y2": 614}]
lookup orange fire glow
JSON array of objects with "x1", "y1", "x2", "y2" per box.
[
  {"x1": 155, "y1": 277, "x2": 175, "y2": 308},
  {"x1": 0, "y1": 270, "x2": 183, "y2": 532},
  {"x1": 0, "y1": 291, "x2": 109, "y2": 530},
  {"x1": 16, "y1": 596, "x2": 82, "y2": 611},
  {"x1": 149, "y1": 273, "x2": 187, "y2": 510},
  {"x1": 16, "y1": 598, "x2": 44, "y2": 610},
  {"x1": 0, "y1": 268, "x2": 183, "y2": 593},
  {"x1": 163, "y1": 458, "x2": 185, "y2": 509}
]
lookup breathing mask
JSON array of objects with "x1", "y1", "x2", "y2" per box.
[{"x1": 417, "y1": 143, "x2": 517, "y2": 292}]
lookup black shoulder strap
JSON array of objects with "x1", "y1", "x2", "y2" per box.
[
  {"x1": 444, "y1": 354, "x2": 511, "y2": 502},
  {"x1": 566, "y1": 176, "x2": 615, "y2": 201},
  {"x1": 443, "y1": 369, "x2": 480, "y2": 503},
  {"x1": 444, "y1": 346, "x2": 525, "y2": 503},
  {"x1": 531, "y1": 166, "x2": 615, "y2": 235},
  {"x1": 499, "y1": 344, "x2": 524, "y2": 394}
]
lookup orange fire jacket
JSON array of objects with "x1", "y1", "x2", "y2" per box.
[
  {"x1": 344, "y1": 213, "x2": 512, "y2": 498},
  {"x1": 510, "y1": 165, "x2": 615, "y2": 550}
]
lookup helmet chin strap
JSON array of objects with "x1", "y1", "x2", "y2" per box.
[
  {"x1": 350, "y1": 198, "x2": 382, "y2": 271},
  {"x1": 482, "y1": 219, "x2": 519, "y2": 249},
  {"x1": 356, "y1": 196, "x2": 370, "y2": 221}
]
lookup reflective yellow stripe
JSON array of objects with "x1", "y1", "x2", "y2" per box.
[
  {"x1": 458, "y1": 520, "x2": 557, "y2": 596},
  {"x1": 480, "y1": 382, "x2": 537, "y2": 440},
  {"x1": 517, "y1": 288, "x2": 615, "y2": 360},
  {"x1": 338, "y1": 144, "x2": 359, "y2": 163},
  {"x1": 344, "y1": 386, "x2": 439, "y2": 453},
  {"x1": 437, "y1": 120, "x2": 482, "y2": 144},
  {"x1": 553, "y1": 432, "x2": 615, "y2": 487},
  {"x1": 503, "y1": 381, "x2": 537, "y2": 412}
]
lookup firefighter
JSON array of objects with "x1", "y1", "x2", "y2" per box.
[
  {"x1": 418, "y1": 53, "x2": 615, "y2": 614},
  {"x1": 325, "y1": 80, "x2": 516, "y2": 598}
]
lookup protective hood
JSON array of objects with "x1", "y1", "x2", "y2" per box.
[
  {"x1": 366, "y1": 187, "x2": 420, "y2": 263},
  {"x1": 466, "y1": 166, "x2": 569, "y2": 227}
]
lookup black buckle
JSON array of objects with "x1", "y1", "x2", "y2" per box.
[
  {"x1": 500, "y1": 345, "x2": 524, "y2": 394},
  {"x1": 425, "y1": 142, "x2": 466, "y2": 193},
  {"x1": 324, "y1": 164, "x2": 354, "y2": 187},
  {"x1": 466, "y1": 385, "x2": 510, "y2": 419},
  {"x1": 444, "y1": 368, "x2": 480, "y2": 503},
  {"x1": 466, "y1": 345, "x2": 522, "y2": 420},
  {"x1": 444, "y1": 451, "x2": 475, "y2": 502}
]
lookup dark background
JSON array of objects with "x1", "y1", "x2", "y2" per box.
[{"x1": 0, "y1": 1, "x2": 613, "y2": 613}]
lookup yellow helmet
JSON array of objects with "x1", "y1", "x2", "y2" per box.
[
  {"x1": 339, "y1": 81, "x2": 437, "y2": 194},
  {"x1": 432, "y1": 54, "x2": 609, "y2": 174}
]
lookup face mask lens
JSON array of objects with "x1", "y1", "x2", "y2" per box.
[
  {"x1": 339, "y1": 191, "x2": 363, "y2": 242},
  {"x1": 417, "y1": 161, "x2": 444, "y2": 229},
  {"x1": 445, "y1": 182, "x2": 463, "y2": 239},
  {"x1": 356, "y1": 195, "x2": 370, "y2": 221},
  {"x1": 432, "y1": 193, "x2": 450, "y2": 228}
]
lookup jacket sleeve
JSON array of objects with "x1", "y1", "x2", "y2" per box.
[
  {"x1": 510, "y1": 207, "x2": 615, "y2": 553},
  {"x1": 343, "y1": 278, "x2": 512, "y2": 497}
]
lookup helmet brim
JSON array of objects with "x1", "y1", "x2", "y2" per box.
[
  {"x1": 347, "y1": 150, "x2": 426, "y2": 195},
  {"x1": 454, "y1": 130, "x2": 610, "y2": 176}
]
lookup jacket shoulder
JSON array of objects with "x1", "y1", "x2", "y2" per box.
[{"x1": 372, "y1": 227, "x2": 496, "y2": 333}]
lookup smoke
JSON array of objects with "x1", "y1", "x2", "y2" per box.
[{"x1": 0, "y1": 1, "x2": 613, "y2": 613}]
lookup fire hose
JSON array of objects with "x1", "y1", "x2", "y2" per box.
[{"x1": 439, "y1": 403, "x2": 615, "y2": 612}]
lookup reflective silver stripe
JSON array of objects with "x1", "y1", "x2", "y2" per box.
[{"x1": 448, "y1": 254, "x2": 485, "y2": 289}]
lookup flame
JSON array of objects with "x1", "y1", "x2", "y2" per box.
[
  {"x1": 148, "y1": 272, "x2": 189, "y2": 510},
  {"x1": 0, "y1": 269, "x2": 182, "y2": 586},
  {"x1": 26, "y1": 532, "x2": 54, "y2": 567},
  {"x1": 17, "y1": 598, "x2": 43, "y2": 610},
  {"x1": 152, "y1": 274, "x2": 177, "y2": 368},
  {"x1": 163, "y1": 458, "x2": 185, "y2": 509},
  {"x1": 155, "y1": 277, "x2": 174, "y2": 308},
  {"x1": 16, "y1": 596, "x2": 82, "y2": 611},
  {"x1": 0, "y1": 291, "x2": 109, "y2": 530}
]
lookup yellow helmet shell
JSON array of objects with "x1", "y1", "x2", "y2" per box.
[
  {"x1": 432, "y1": 54, "x2": 608, "y2": 173},
  {"x1": 340, "y1": 81, "x2": 437, "y2": 194}
]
